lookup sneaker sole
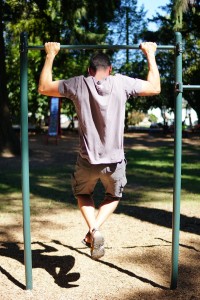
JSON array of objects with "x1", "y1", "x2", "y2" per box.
[{"x1": 91, "y1": 231, "x2": 105, "y2": 260}]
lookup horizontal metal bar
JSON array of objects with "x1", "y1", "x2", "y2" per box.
[
  {"x1": 183, "y1": 85, "x2": 200, "y2": 90},
  {"x1": 28, "y1": 44, "x2": 175, "y2": 51}
]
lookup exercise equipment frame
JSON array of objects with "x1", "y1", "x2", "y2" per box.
[{"x1": 20, "y1": 31, "x2": 200, "y2": 290}]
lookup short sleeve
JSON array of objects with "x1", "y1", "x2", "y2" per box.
[
  {"x1": 58, "y1": 76, "x2": 82, "y2": 100},
  {"x1": 117, "y1": 74, "x2": 144, "y2": 97}
]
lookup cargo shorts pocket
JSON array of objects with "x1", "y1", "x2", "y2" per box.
[{"x1": 102, "y1": 159, "x2": 127, "y2": 198}]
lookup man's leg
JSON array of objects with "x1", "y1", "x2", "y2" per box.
[
  {"x1": 78, "y1": 195, "x2": 105, "y2": 259},
  {"x1": 95, "y1": 198, "x2": 120, "y2": 229},
  {"x1": 78, "y1": 195, "x2": 120, "y2": 230},
  {"x1": 96, "y1": 159, "x2": 127, "y2": 229},
  {"x1": 77, "y1": 195, "x2": 96, "y2": 232}
]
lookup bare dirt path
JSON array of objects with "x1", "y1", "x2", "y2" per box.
[{"x1": 0, "y1": 132, "x2": 199, "y2": 300}]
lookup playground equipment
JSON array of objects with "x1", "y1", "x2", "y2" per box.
[{"x1": 20, "y1": 31, "x2": 200, "y2": 290}]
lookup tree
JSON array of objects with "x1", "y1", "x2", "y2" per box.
[
  {"x1": 2, "y1": 0, "x2": 121, "y2": 135},
  {"x1": 171, "y1": 0, "x2": 200, "y2": 122},
  {"x1": 106, "y1": 0, "x2": 148, "y2": 128},
  {"x1": 141, "y1": 0, "x2": 200, "y2": 123},
  {"x1": 107, "y1": 0, "x2": 147, "y2": 69},
  {"x1": 177, "y1": 0, "x2": 200, "y2": 122},
  {"x1": 0, "y1": 0, "x2": 20, "y2": 155},
  {"x1": 174, "y1": 0, "x2": 190, "y2": 30}
]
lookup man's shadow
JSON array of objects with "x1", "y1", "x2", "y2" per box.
[{"x1": 0, "y1": 241, "x2": 80, "y2": 289}]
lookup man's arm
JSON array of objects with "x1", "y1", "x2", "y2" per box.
[
  {"x1": 138, "y1": 42, "x2": 161, "y2": 96},
  {"x1": 38, "y1": 42, "x2": 62, "y2": 97}
]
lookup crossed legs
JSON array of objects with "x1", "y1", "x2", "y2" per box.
[
  {"x1": 77, "y1": 195, "x2": 120, "y2": 242},
  {"x1": 73, "y1": 157, "x2": 126, "y2": 258}
]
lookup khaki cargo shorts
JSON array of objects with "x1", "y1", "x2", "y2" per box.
[{"x1": 71, "y1": 155, "x2": 127, "y2": 199}]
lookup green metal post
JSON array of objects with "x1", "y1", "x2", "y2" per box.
[
  {"x1": 20, "y1": 32, "x2": 33, "y2": 290},
  {"x1": 170, "y1": 32, "x2": 183, "y2": 290}
]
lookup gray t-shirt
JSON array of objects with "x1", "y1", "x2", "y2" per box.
[{"x1": 58, "y1": 74, "x2": 143, "y2": 164}]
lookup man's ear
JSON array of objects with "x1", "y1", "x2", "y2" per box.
[
  {"x1": 109, "y1": 66, "x2": 112, "y2": 74},
  {"x1": 88, "y1": 67, "x2": 95, "y2": 76}
]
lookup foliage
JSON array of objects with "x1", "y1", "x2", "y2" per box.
[
  {"x1": 107, "y1": 0, "x2": 147, "y2": 68},
  {"x1": 126, "y1": 109, "x2": 145, "y2": 125},
  {"x1": 142, "y1": 0, "x2": 200, "y2": 123},
  {"x1": 148, "y1": 114, "x2": 158, "y2": 123},
  {"x1": 0, "y1": 0, "x2": 21, "y2": 154},
  {"x1": 3, "y1": 0, "x2": 121, "y2": 124},
  {"x1": 2, "y1": 0, "x2": 151, "y2": 128},
  {"x1": 1, "y1": 0, "x2": 200, "y2": 129},
  {"x1": 173, "y1": 0, "x2": 190, "y2": 30},
  {"x1": 181, "y1": 0, "x2": 200, "y2": 122}
]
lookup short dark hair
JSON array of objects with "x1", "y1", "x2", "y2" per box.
[{"x1": 89, "y1": 52, "x2": 111, "y2": 71}]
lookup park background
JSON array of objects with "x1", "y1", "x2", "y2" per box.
[
  {"x1": 0, "y1": 0, "x2": 200, "y2": 299},
  {"x1": 0, "y1": 0, "x2": 200, "y2": 153}
]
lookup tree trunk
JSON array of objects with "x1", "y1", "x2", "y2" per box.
[{"x1": 0, "y1": 1, "x2": 20, "y2": 155}]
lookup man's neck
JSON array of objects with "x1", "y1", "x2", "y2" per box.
[
  {"x1": 88, "y1": 66, "x2": 111, "y2": 80},
  {"x1": 94, "y1": 71, "x2": 109, "y2": 81}
]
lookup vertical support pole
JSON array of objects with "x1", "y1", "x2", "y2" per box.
[
  {"x1": 20, "y1": 32, "x2": 32, "y2": 290},
  {"x1": 126, "y1": 7, "x2": 130, "y2": 64},
  {"x1": 170, "y1": 32, "x2": 183, "y2": 290}
]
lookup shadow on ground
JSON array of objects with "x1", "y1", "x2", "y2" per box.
[
  {"x1": 0, "y1": 241, "x2": 80, "y2": 289},
  {"x1": 115, "y1": 204, "x2": 200, "y2": 236}
]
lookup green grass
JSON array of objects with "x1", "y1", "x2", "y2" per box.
[
  {"x1": 124, "y1": 144, "x2": 200, "y2": 205},
  {"x1": 0, "y1": 141, "x2": 199, "y2": 214},
  {"x1": 0, "y1": 167, "x2": 75, "y2": 213}
]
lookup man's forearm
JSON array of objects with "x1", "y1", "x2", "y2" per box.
[
  {"x1": 146, "y1": 53, "x2": 161, "y2": 94},
  {"x1": 38, "y1": 42, "x2": 61, "y2": 97},
  {"x1": 38, "y1": 54, "x2": 55, "y2": 94},
  {"x1": 138, "y1": 42, "x2": 161, "y2": 96}
]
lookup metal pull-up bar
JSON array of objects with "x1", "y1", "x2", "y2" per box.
[
  {"x1": 20, "y1": 31, "x2": 198, "y2": 291},
  {"x1": 182, "y1": 85, "x2": 200, "y2": 90},
  {"x1": 28, "y1": 44, "x2": 175, "y2": 51}
]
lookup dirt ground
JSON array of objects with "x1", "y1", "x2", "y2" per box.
[{"x1": 0, "y1": 132, "x2": 199, "y2": 300}]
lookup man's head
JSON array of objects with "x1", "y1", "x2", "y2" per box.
[{"x1": 88, "y1": 52, "x2": 112, "y2": 76}]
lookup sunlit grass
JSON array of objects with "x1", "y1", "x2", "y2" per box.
[
  {"x1": 124, "y1": 145, "x2": 200, "y2": 205},
  {"x1": 0, "y1": 142, "x2": 199, "y2": 215}
]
